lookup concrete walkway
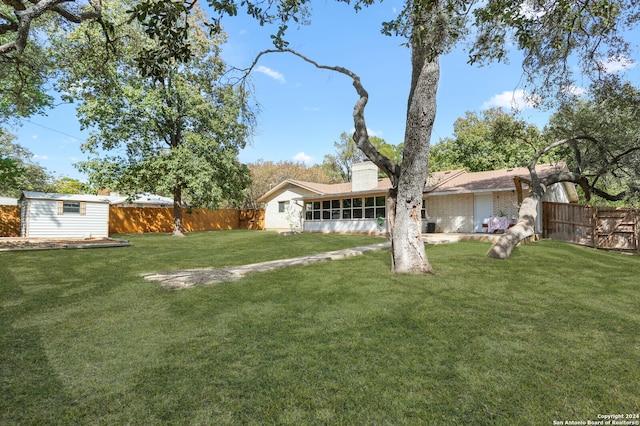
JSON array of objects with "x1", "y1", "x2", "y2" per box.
[
  {"x1": 422, "y1": 232, "x2": 501, "y2": 244},
  {"x1": 143, "y1": 242, "x2": 391, "y2": 290},
  {"x1": 143, "y1": 233, "x2": 500, "y2": 290}
]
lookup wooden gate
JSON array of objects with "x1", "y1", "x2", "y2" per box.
[
  {"x1": 596, "y1": 207, "x2": 639, "y2": 251},
  {"x1": 543, "y1": 202, "x2": 639, "y2": 252}
]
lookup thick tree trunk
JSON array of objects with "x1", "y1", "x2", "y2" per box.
[
  {"x1": 255, "y1": 48, "x2": 437, "y2": 273},
  {"x1": 390, "y1": 46, "x2": 439, "y2": 274},
  {"x1": 486, "y1": 193, "x2": 541, "y2": 259},
  {"x1": 172, "y1": 185, "x2": 185, "y2": 236}
]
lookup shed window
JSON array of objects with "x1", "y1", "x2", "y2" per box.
[
  {"x1": 64, "y1": 202, "x2": 80, "y2": 213},
  {"x1": 58, "y1": 201, "x2": 86, "y2": 215}
]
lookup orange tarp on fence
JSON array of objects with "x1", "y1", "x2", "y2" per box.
[
  {"x1": 108, "y1": 207, "x2": 264, "y2": 234},
  {"x1": 0, "y1": 206, "x2": 21, "y2": 237}
]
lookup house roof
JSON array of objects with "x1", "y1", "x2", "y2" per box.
[
  {"x1": 0, "y1": 196, "x2": 18, "y2": 205},
  {"x1": 256, "y1": 163, "x2": 570, "y2": 202},
  {"x1": 20, "y1": 191, "x2": 111, "y2": 204},
  {"x1": 257, "y1": 169, "x2": 467, "y2": 203},
  {"x1": 430, "y1": 163, "x2": 568, "y2": 195}
]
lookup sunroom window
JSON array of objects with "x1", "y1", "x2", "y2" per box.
[{"x1": 304, "y1": 196, "x2": 386, "y2": 221}]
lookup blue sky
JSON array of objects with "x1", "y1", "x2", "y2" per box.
[{"x1": 9, "y1": 1, "x2": 640, "y2": 181}]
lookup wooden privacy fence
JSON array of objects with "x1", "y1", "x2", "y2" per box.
[
  {"x1": 0, "y1": 206, "x2": 21, "y2": 237},
  {"x1": 542, "y1": 201, "x2": 640, "y2": 253},
  {"x1": 109, "y1": 207, "x2": 264, "y2": 234},
  {"x1": 0, "y1": 205, "x2": 264, "y2": 236}
]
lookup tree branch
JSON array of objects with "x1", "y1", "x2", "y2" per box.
[
  {"x1": 0, "y1": 0, "x2": 102, "y2": 54},
  {"x1": 242, "y1": 48, "x2": 401, "y2": 185},
  {"x1": 590, "y1": 185, "x2": 640, "y2": 202}
]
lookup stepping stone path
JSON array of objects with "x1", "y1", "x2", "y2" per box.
[{"x1": 142, "y1": 242, "x2": 391, "y2": 290}]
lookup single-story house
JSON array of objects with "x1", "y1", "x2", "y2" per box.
[
  {"x1": 19, "y1": 191, "x2": 111, "y2": 238},
  {"x1": 257, "y1": 161, "x2": 578, "y2": 234}
]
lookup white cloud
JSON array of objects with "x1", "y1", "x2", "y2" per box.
[
  {"x1": 563, "y1": 85, "x2": 587, "y2": 97},
  {"x1": 482, "y1": 90, "x2": 539, "y2": 111},
  {"x1": 33, "y1": 154, "x2": 48, "y2": 160},
  {"x1": 598, "y1": 56, "x2": 638, "y2": 74},
  {"x1": 348, "y1": 128, "x2": 382, "y2": 138},
  {"x1": 518, "y1": 2, "x2": 550, "y2": 20},
  {"x1": 293, "y1": 152, "x2": 315, "y2": 164},
  {"x1": 255, "y1": 65, "x2": 286, "y2": 84}
]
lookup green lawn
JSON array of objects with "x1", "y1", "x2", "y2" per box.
[{"x1": 1, "y1": 231, "x2": 638, "y2": 425}]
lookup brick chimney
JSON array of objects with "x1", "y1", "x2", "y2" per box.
[{"x1": 352, "y1": 161, "x2": 379, "y2": 191}]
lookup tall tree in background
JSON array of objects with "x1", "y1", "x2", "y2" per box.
[
  {"x1": 243, "y1": 160, "x2": 335, "y2": 209},
  {"x1": 211, "y1": 0, "x2": 640, "y2": 273},
  {"x1": 0, "y1": 0, "x2": 104, "y2": 123},
  {"x1": 322, "y1": 132, "x2": 403, "y2": 182},
  {"x1": 52, "y1": 0, "x2": 253, "y2": 235},
  {"x1": 0, "y1": 128, "x2": 51, "y2": 196},
  {"x1": 47, "y1": 177, "x2": 86, "y2": 194},
  {"x1": 430, "y1": 108, "x2": 548, "y2": 172}
]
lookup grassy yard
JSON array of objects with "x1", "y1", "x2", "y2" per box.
[{"x1": 1, "y1": 231, "x2": 638, "y2": 425}]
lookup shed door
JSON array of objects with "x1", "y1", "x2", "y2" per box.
[{"x1": 474, "y1": 193, "x2": 493, "y2": 232}]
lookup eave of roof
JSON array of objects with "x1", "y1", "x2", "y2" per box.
[{"x1": 256, "y1": 179, "x2": 326, "y2": 203}]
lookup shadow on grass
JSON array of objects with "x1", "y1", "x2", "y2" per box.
[
  {"x1": 1, "y1": 236, "x2": 638, "y2": 424},
  {"x1": 0, "y1": 272, "x2": 75, "y2": 425}
]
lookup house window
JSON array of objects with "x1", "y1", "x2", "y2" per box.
[
  {"x1": 304, "y1": 196, "x2": 385, "y2": 221},
  {"x1": 342, "y1": 198, "x2": 352, "y2": 219},
  {"x1": 278, "y1": 201, "x2": 289, "y2": 213},
  {"x1": 421, "y1": 199, "x2": 427, "y2": 220},
  {"x1": 352, "y1": 197, "x2": 363, "y2": 218},
  {"x1": 364, "y1": 196, "x2": 386, "y2": 219}
]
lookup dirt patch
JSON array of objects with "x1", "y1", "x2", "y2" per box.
[{"x1": 0, "y1": 238, "x2": 131, "y2": 251}]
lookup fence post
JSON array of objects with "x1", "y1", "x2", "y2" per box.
[
  {"x1": 636, "y1": 209, "x2": 640, "y2": 254},
  {"x1": 591, "y1": 206, "x2": 600, "y2": 249}
]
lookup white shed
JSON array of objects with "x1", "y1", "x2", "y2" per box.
[{"x1": 19, "y1": 191, "x2": 111, "y2": 238}]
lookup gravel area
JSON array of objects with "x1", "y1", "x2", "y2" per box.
[{"x1": 0, "y1": 238, "x2": 131, "y2": 251}]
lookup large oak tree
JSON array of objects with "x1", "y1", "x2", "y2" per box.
[
  {"x1": 206, "y1": 0, "x2": 640, "y2": 273},
  {"x1": 488, "y1": 78, "x2": 640, "y2": 259},
  {"x1": 5, "y1": 0, "x2": 639, "y2": 270}
]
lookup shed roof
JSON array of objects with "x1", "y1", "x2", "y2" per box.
[{"x1": 20, "y1": 191, "x2": 111, "y2": 204}]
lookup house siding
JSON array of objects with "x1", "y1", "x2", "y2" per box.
[
  {"x1": 303, "y1": 219, "x2": 383, "y2": 234},
  {"x1": 425, "y1": 193, "x2": 475, "y2": 233},
  {"x1": 263, "y1": 186, "x2": 316, "y2": 231},
  {"x1": 544, "y1": 183, "x2": 571, "y2": 203},
  {"x1": 22, "y1": 199, "x2": 109, "y2": 238},
  {"x1": 493, "y1": 191, "x2": 520, "y2": 219}
]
